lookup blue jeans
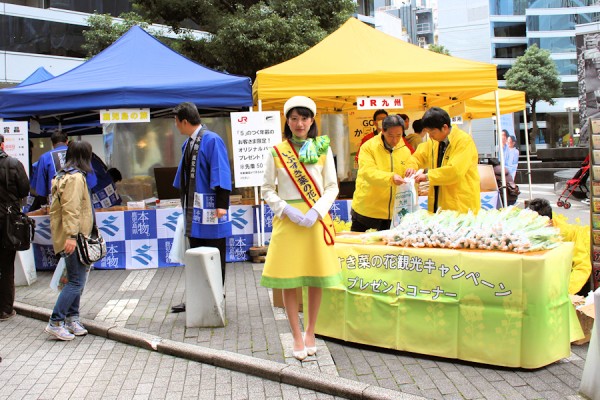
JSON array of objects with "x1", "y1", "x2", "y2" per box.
[{"x1": 50, "y1": 251, "x2": 89, "y2": 323}]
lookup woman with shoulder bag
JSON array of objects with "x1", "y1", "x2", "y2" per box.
[
  {"x1": 45, "y1": 141, "x2": 94, "y2": 341},
  {"x1": 0, "y1": 135, "x2": 30, "y2": 322}
]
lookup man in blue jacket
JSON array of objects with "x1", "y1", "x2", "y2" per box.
[{"x1": 171, "y1": 102, "x2": 231, "y2": 312}]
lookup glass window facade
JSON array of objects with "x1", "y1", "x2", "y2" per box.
[
  {"x1": 528, "y1": 36, "x2": 576, "y2": 53},
  {"x1": 493, "y1": 22, "x2": 526, "y2": 37},
  {"x1": 49, "y1": 1, "x2": 131, "y2": 16},
  {"x1": 527, "y1": 13, "x2": 600, "y2": 31},
  {"x1": 497, "y1": 66, "x2": 511, "y2": 80},
  {"x1": 356, "y1": 0, "x2": 375, "y2": 17},
  {"x1": 527, "y1": 0, "x2": 598, "y2": 8},
  {"x1": 3, "y1": 1, "x2": 131, "y2": 16},
  {"x1": 553, "y1": 58, "x2": 577, "y2": 75},
  {"x1": 0, "y1": 15, "x2": 86, "y2": 58},
  {"x1": 3, "y1": 1, "x2": 46, "y2": 7},
  {"x1": 494, "y1": 44, "x2": 527, "y2": 58},
  {"x1": 562, "y1": 81, "x2": 579, "y2": 97},
  {"x1": 490, "y1": 0, "x2": 527, "y2": 15}
]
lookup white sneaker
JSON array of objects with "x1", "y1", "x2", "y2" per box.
[
  {"x1": 65, "y1": 320, "x2": 88, "y2": 336},
  {"x1": 45, "y1": 322, "x2": 75, "y2": 341}
]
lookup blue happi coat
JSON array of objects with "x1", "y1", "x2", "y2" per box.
[
  {"x1": 90, "y1": 154, "x2": 121, "y2": 209},
  {"x1": 33, "y1": 144, "x2": 97, "y2": 197},
  {"x1": 173, "y1": 129, "x2": 232, "y2": 239}
]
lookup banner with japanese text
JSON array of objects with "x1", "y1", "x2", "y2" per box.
[
  {"x1": 315, "y1": 242, "x2": 580, "y2": 368},
  {"x1": 347, "y1": 109, "x2": 377, "y2": 165},
  {"x1": 0, "y1": 121, "x2": 29, "y2": 177}
]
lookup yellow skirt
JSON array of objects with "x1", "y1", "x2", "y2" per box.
[{"x1": 260, "y1": 202, "x2": 341, "y2": 289}]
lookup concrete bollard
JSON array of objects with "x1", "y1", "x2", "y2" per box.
[{"x1": 184, "y1": 247, "x2": 225, "y2": 328}]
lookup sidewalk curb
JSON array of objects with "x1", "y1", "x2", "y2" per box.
[{"x1": 14, "y1": 301, "x2": 425, "y2": 400}]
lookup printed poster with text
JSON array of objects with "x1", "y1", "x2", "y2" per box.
[{"x1": 230, "y1": 111, "x2": 282, "y2": 188}]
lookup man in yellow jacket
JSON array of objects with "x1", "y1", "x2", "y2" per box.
[
  {"x1": 405, "y1": 107, "x2": 480, "y2": 214},
  {"x1": 528, "y1": 198, "x2": 591, "y2": 294},
  {"x1": 351, "y1": 115, "x2": 413, "y2": 231}
]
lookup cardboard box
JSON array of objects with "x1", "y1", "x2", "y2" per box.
[
  {"x1": 478, "y1": 164, "x2": 498, "y2": 192},
  {"x1": 573, "y1": 303, "x2": 596, "y2": 345},
  {"x1": 272, "y1": 288, "x2": 304, "y2": 312}
]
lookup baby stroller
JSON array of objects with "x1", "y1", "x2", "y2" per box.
[{"x1": 557, "y1": 155, "x2": 590, "y2": 209}]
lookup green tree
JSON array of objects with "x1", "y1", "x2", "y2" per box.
[
  {"x1": 504, "y1": 44, "x2": 562, "y2": 152},
  {"x1": 208, "y1": 3, "x2": 325, "y2": 78},
  {"x1": 83, "y1": 1, "x2": 355, "y2": 79},
  {"x1": 82, "y1": 13, "x2": 151, "y2": 58},
  {"x1": 428, "y1": 43, "x2": 450, "y2": 56},
  {"x1": 131, "y1": 0, "x2": 257, "y2": 32}
]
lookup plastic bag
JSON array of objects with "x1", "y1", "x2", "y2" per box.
[
  {"x1": 391, "y1": 178, "x2": 418, "y2": 228},
  {"x1": 49, "y1": 258, "x2": 66, "y2": 292},
  {"x1": 169, "y1": 214, "x2": 188, "y2": 264}
]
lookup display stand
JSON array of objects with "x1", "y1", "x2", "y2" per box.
[
  {"x1": 316, "y1": 242, "x2": 580, "y2": 368},
  {"x1": 589, "y1": 117, "x2": 600, "y2": 289}
]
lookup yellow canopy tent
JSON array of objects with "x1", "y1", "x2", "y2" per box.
[
  {"x1": 447, "y1": 89, "x2": 531, "y2": 205},
  {"x1": 463, "y1": 89, "x2": 526, "y2": 120},
  {"x1": 253, "y1": 17, "x2": 498, "y2": 113}
]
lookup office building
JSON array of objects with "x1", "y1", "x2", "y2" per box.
[
  {"x1": 0, "y1": 1, "x2": 205, "y2": 87},
  {"x1": 356, "y1": 0, "x2": 437, "y2": 46},
  {"x1": 438, "y1": 0, "x2": 600, "y2": 152}
]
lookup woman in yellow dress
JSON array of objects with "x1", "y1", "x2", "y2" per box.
[{"x1": 261, "y1": 96, "x2": 341, "y2": 361}]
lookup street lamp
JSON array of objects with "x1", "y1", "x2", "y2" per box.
[{"x1": 564, "y1": 102, "x2": 578, "y2": 147}]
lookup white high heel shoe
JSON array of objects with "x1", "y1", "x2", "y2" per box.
[
  {"x1": 292, "y1": 347, "x2": 307, "y2": 361},
  {"x1": 304, "y1": 333, "x2": 317, "y2": 356}
]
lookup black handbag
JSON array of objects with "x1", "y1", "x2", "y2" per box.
[
  {"x1": 76, "y1": 224, "x2": 106, "y2": 266},
  {"x1": 5, "y1": 206, "x2": 35, "y2": 251}
]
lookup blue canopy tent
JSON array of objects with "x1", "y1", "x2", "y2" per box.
[
  {"x1": 0, "y1": 26, "x2": 252, "y2": 128},
  {"x1": 17, "y1": 67, "x2": 54, "y2": 87}
]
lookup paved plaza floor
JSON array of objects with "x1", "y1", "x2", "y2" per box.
[
  {"x1": 1, "y1": 184, "x2": 593, "y2": 399},
  {"x1": 1, "y1": 260, "x2": 590, "y2": 400}
]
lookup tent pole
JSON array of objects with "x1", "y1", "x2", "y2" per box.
[
  {"x1": 522, "y1": 110, "x2": 533, "y2": 201},
  {"x1": 468, "y1": 119, "x2": 472, "y2": 135},
  {"x1": 257, "y1": 99, "x2": 264, "y2": 246},
  {"x1": 494, "y1": 90, "x2": 508, "y2": 207}
]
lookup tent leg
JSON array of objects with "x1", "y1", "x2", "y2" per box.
[
  {"x1": 523, "y1": 110, "x2": 533, "y2": 201},
  {"x1": 494, "y1": 90, "x2": 508, "y2": 207}
]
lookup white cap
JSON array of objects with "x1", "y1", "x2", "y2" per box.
[{"x1": 283, "y1": 96, "x2": 317, "y2": 117}]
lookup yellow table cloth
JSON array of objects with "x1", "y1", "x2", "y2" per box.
[{"x1": 316, "y1": 242, "x2": 581, "y2": 368}]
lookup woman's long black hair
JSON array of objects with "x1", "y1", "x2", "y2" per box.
[
  {"x1": 283, "y1": 107, "x2": 319, "y2": 140},
  {"x1": 65, "y1": 141, "x2": 93, "y2": 173}
]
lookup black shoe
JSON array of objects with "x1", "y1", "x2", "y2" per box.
[
  {"x1": 0, "y1": 310, "x2": 16, "y2": 321},
  {"x1": 171, "y1": 303, "x2": 186, "y2": 313}
]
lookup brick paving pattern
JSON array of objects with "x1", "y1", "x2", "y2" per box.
[
  {"x1": 10, "y1": 261, "x2": 590, "y2": 399},
  {"x1": 0, "y1": 314, "x2": 344, "y2": 400}
]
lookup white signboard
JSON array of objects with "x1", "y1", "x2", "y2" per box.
[
  {"x1": 451, "y1": 116, "x2": 464, "y2": 125},
  {"x1": 357, "y1": 96, "x2": 404, "y2": 110},
  {"x1": 230, "y1": 111, "x2": 282, "y2": 188},
  {"x1": 0, "y1": 121, "x2": 29, "y2": 177},
  {"x1": 100, "y1": 108, "x2": 150, "y2": 123}
]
